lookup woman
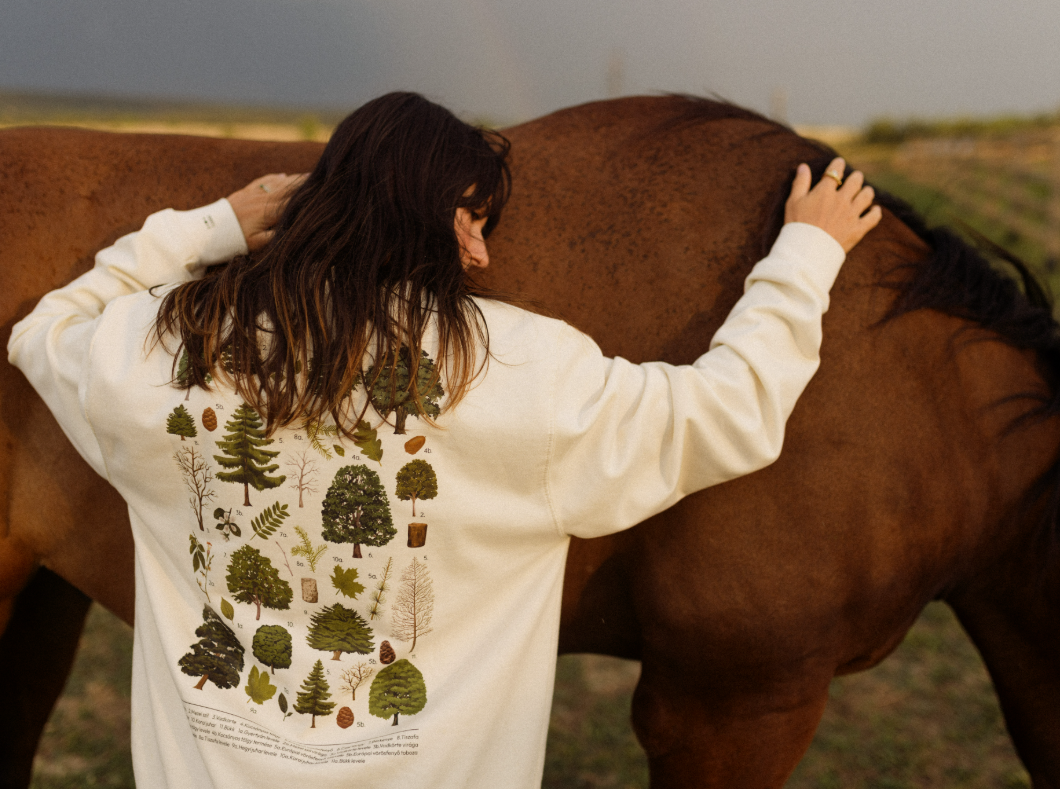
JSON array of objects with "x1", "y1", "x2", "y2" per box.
[{"x1": 9, "y1": 92, "x2": 879, "y2": 788}]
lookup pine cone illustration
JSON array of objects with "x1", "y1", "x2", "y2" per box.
[
  {"x1": 202, "y1": 407, "x2": 218, "y2": 432},
  {"x1": 336, "y1": 707, "x2": 354, "y2": 728},
  {"x1": 379, "y1": 640, "x2": 396, "y2": 664}
]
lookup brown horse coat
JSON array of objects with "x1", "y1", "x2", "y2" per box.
[{"x1": 1, "y1": 97, "x2": 1059, "y2": 787}]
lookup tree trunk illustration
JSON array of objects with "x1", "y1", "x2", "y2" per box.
[
  {"x1": 332, "y1": 650, "x2": 342, "y2": 661},
  {"x1": 194, "y1": 674, "x2": 209, "y2": 690},
  {"x1": 392, "y1": 713, "x2": 399, "y2": 726},
  {"x1": 394, "y1": 409, "x2": 407, "y2": 435},
  {"x1": 243, "y1": 480, "x2": 251, "y2": 507},
  {"x1": 253, "y1": 593, "x2": 262, "y2": 620},
  {"x1": 302, "y1": 578, "x2": 318, "y2": 603},
  {"x1": 407, "y1": 523, "x2": 427, "y2": 548}
]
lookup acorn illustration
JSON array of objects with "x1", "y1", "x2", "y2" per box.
[
  {"x1": 337, "y1": 706, "x2": 354, "y2": 729},
  {"x1": 404, "y1": 436, "x2": 426, "y2": 454},
  {"x1": 379, "y1": 641, "x2": 396, "y2": 665},
  {"x1": 202, "y1": 407, "x2": 218, "y2": 432}
]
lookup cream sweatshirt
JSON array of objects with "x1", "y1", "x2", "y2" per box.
[{"x1": 8, "y1": 199, "x2": 844, "y2": 788}]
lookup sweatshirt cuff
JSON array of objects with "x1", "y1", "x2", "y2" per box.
[
  {"x1": 179, "y1": 198, "x2": 250, "y2": 269},
  {"x1": 750, "y1": 222, "x2": 846, "y2": 300}
]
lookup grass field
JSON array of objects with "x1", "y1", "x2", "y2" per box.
[{"x1": 31, "y1": 601, "x2": 1029, "y2": 788}]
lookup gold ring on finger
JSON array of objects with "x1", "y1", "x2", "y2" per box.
[{"x1": 824, "y1": 170, "x2": 843, "y2": 187}]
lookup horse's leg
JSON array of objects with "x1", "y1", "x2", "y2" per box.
[
  {"x1": 0, "y1": 567, "x2": 92, "y2": 789},
  {"x1": 631, "y1": 661, "x2": 830, "y2": 788},
  {"x1": 949, "y1": 567, "x2": 1060, "y2": 788}
]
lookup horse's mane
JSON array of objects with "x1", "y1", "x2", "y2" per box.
[{"x1": 661, "y1": 93, "x2": 1060, "y2": 536}]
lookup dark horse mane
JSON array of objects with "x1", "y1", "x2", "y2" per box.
[{"x1": 658, "y1": 94, "x2": 1060, "y2": 536}]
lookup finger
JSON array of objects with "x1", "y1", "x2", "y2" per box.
[
  {"x1": 818, "y1": 157, "x2": 845, "y2": 190},
  {"x1": 789, "y1": 163, "x2": 811, "y2": 201},
  {"x1": 852, "y1": 185, "x2": 875, "y2": 214},
  {"x1": 859, "y1": 205, "x2": 883, "y2": 231},
  {"x1": 839, "y1": 169, "x2": 864, "y2": 197}
]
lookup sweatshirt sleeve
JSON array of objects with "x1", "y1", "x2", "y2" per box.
[
  {"x1": 7, "y1": 199, "x2": 248, "y2": 478},
  {"x1": 546, "y1": 222, "x2": 845, "y2": 538}
]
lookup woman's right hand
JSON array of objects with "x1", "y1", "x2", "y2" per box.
[{"x1": 785, "y1": 157, "x2": 882, "y2": 253}]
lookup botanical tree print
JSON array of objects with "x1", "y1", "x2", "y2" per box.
[
  {"x1": 340, "y1": 662, "x2": 374, "y2": 701},
  {"x1": 178, "y1": 605, "x2": 245, "y2": 690},
  {"x1": 369, "y1": 659, "x2": 427, "y2": 726},
  {"x1": 290, "y1": 526, "x2": 327, "y2": 572},
  {"x1": 167, "y1": 404, "x2": 197, "y2": 441},
  {"x1": 321, "y1": 464, "x2": 395, "y2": 558},
  {"x1": 176, "y1": 348, "x2": 214, "y2": 400},
  {"x1": 175, "y1": 446, "x2": 215, "y2": 531},
  {"x1": 294, "y1": 660, "x2": 335, "y2": 728},
  {"x1": 249, "y1": 502, "x2": 290, "y2": 540},
  {"x1": 252, "y1": 624, "x2": 293, "y2": 673},
  {"x1": 285, "y1": 450, "x2": 320, "y2": 507},
  {"x1": 189, "y1": 534, "x2": 213, "y2": 602},
  {"x1": 214, "y1": 403, "x2": 285, "y2": 506},
  {"x1": 353, "y1": 420, "x2": 383, "y2": 464},
  {"x1": 306, "y1": 603, "x2": 375, "y2": 661},
  {"x1": 391, "y1": 558, "x2": 434, "y2": 652},
  {"x1": 301, "y1": 416, "x2": 342, "y2": 461},
  {"x1": 367, "y1": 557, "x2": 393, "y2": 620},
  {"x1": 225, "y1": 545, "x2": 293, "y2": 621},
  {"x1": 364, "y1": 348, "x2": 444, "y2": 434},
  {"x1": 395, "y1": 459, "x2": 438, "y2": 518},
  {"x1": 245, "y1": 666, "x2": 278, "y2": 705},
  {"x1": 330, "y1": 565, "x2": 364, "y2": 599}
]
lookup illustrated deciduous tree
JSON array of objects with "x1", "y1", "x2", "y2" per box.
[
  {"x1": 340, "y1": 661, "x2": 374, "y2": 701},
  {"x1": 225, "y1": 545, "x2": 293, "y2": 621},
  {"x1": 178, "y1": 605, "x2": 245, "y2": 690},
  {"x1": 391, "y1": 557, "x2": 434, "y2": 652},
  {"x1": 175, "y1": 446, "x2": 216, "y2": 531},
  {"x1": 306, "y1": 603, "x2": 375, "y2": 661},
  {"x1": 364, "y1": 348, "x2": 445, "y2": 434},
  {"x1": 167, "y1": 404, "x2": 198, "y2": 441},
  {"x1": 369, "y1": 659, "x2": 427, "y2": 726},
  {"x1": 394, "y1": 460, "x2": 438, "y2": 518},
  {"x1": 252, "y1": 624, "x2": 293, "y2": 673},
  {"x1": 321, "y1": 464, "x2": 395, "y2": 558},
  {"x1": 285, "y1": 450, "x2": 320, "y2": 507},
  {"x1": 294, "y1": 659, "x2": 335, "y2": 728},
  {"x1": 214, "y1": 403, "x2": 285, "y2": 506}
]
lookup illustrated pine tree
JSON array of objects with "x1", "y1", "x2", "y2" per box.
[
  {"x1": 175, "y1": 446, "x2": 216, "y2": 531},
  {"x1": 391, "y1": 557, "x2": 434, "y2": 652},
  {"x1": 225, "y1": 545, "x2": 293, "y2": 621},
  {"x1": 394, "y1": 459, "x2": 438, "y2": 518},
  {"x1": 167, "y1": 404, "x2": 198, "y2": 441},
  {"x1": 213, "y1": 403, "x2": 285, "y2": 506},
  {"x1": 340, "y1": 662, "x2": 374, "y2": 701},
  {"x1": 369, "y1": 659, "x2": 427, "y2": 726},
  {"x1": 252, "y1": 624, "x2": 293, "y2": 673},
  {"x1": 285, "y1": 450, "x2": 319, "y2": 507},
  {"x1": 321, "y1": 464, "x2": 395, "y2": 558},
  {"x1": 178, "y1": 605, "x2": 245, "y2": 690},
  {"x1": 294, "y1": 659, "x2": 335, "y2": 728},
  {"x1": 307, "y1": 603, "x2": 375, "y2": 661},
  {"x1": 364, "y1": 348, "x2": 445, "y2": 434}
]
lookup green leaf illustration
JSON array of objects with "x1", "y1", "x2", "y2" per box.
[
  {"x1": 333, "y1": 445, "x2": 346, "y2": 457},
  {"x1": 245, "y1": 665, "x2": 277, "y2": 705},
  {"x1": 331, "y1": 565, "x2": 365, "y2": 600},
  {"x1": 302, "y1": 418, "x2": 339, "y2": 460},
  {"x1": 278, "y1": 692, "x2": 288, "y2": 715},
  {"x1": 353, "y1": 420, "x2": 383, "y2": 465},
  {"x1": 221, "y1": 598, "x2": 235, "y2": 622},
  {"x1": 250, "y1": 502, "x2": 290, "y2": 540},
  {"x1": 290, "y1": 526, "x2": 328, "y2": 572}
]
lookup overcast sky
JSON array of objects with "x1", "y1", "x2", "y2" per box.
[{"x1": 3, "y1": 0, "x2": 1059, "y2": 127}]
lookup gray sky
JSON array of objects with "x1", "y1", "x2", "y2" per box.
[{"x1": 3, "y1": 0, "x2": 1059, "y2": 127}]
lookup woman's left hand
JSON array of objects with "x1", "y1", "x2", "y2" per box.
[{"x1": 227, "y1": 173, "x2": 306, "y2": 251}]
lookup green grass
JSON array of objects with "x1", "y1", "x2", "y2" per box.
[{"x1": 32, "y1": 602, "x2": 1028, "y2": 787}]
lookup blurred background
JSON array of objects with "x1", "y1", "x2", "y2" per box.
[{"x1": 4, "y1": 0, "x2": 1059, "y2": 786}]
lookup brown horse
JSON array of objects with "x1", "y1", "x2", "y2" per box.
[{"x1": 2, "y1": 96, "x2": 1059, "y2": 788}]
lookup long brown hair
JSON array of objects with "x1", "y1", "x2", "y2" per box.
[{"x1": 155, "y1": 92, "x2": 512, "y2": 437}]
